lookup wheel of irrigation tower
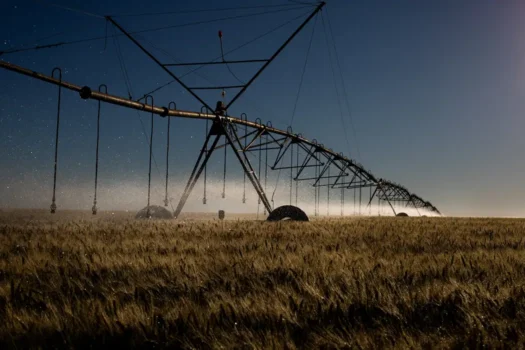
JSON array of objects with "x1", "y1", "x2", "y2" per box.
[
  {"x1": 396, "y1": 212, "x2": 409, "y2": 217},
  {"x1": 267, "y1": 205, "x2": 309, "y2": 222},
  {"x1": 135, "y1": 205, "x2": 173, "y2": 219}
]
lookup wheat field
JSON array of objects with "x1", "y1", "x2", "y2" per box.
[{"x1": 1, "y1": 209, "x2": 525, "y2": 348}]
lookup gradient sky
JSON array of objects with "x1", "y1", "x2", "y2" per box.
[{"x1": 1, "y1": 0, "x2": 525, "y2": 217}]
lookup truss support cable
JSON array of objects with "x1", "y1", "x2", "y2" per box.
[
  {"x1": 146, "y1": 96, "x2": 154, "y2": 218},
  {"x1": 290, "y1": 13, "x2": 318, "y2": 127},
  {"x1": 107, "y1": 16, "x2": 213, "y2": 112},
  {"x1": 111, "y1": 25, "x2": 133, "y2": 99},
  {"x1": 136, "y1": 9, "x2": 314, "y2": 101},
  {"x1": 320, "y1": 11, "x2": 353, "y2": 160},
  {"x1": 226, "y1": 2, "x2": 325, "y2": 109},
  {"x1": 325, "y1": 8, "x2": 361, "y2": 161},
  {"x1": 115, "y1": 3, "x2": 315, "y2": 17},
  {"x1": 1, "y1": 6, "x2": 312, "y2": 57},
  {"x1": 35, "y1": 1, "x2": 105, "y2": 19},
  {"x1": 50, "y1": 68, "x2": 62, "y2": 214},
  {"x1": 93, "y1": 84, "x2": 106, "y2": 215}
]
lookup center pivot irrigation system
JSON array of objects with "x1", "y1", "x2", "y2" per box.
[{"x1": 0, "y1": 1, "x2": 440, "y2": 220}]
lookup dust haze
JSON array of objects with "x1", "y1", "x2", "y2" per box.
[{"x1": 1, "y1": 174, "x2": 437, "y2": 217}]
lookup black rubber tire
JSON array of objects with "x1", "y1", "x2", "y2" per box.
[
  {"x1": 135, "y1": 205, "x2": 173, "y2": 219},
  {"x1": 267, "y1": 205, "x2": 309, "y2": 222}
]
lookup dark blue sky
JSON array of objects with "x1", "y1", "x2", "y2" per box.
[{"x1": 1, "y1": 0, "x2": 525, "y2": 216}]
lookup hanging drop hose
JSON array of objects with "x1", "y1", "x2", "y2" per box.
[
  {"x1": 369, "y1": 186, "x2": 372, "y2": 216},
  {"x1": 359, "y1": 186, "x2": 362, "y2": 215},
  {"x1": 92, "y1": 84, "x2": 106, "y2": 215},
  {"x1": 50, "y1": 68, "x2": 62, "y2": 214},
  {"x1": 314, "y1": 161, "x2": 318, "y2": 217},
  {"x1": 241, "y1": 113, "x2": 247, "y2": 203},
  {"x1": 264, "y1": 133, "x2": 268, "y2": 215},
  {"x1": 258, "y1": 135, "x2": 262, "y2": 206},
  {"x1": 290, "y1": 143, "x2": 293, "y2": 205},
  {"x1": 295, "y1": 144, "x2": 299, "y2": 206},
  {"x1": 222, "y1": 138, "x2": 227, "y2": 199},
  {"x1": 327, "y1": 166, "x2": 330, "y2": 216},
  {"x1": 218, "y1": 30, "x2": 245, "y2": 84},
  {"x1": 340, "y1": 186, "x2": 343, "y2": 216},
  {"x1": 352, "y1": 188, "x2": 355, "y2": 216},
  {"x1": 354, "y1": 187, "x2": 356, "y2": 215},
  {"x1": 165, "y1": 102, "x2": 175, "y2": 206},
  {"x1": 145, "y1": 95, "x2": 154, "y2": 218},
  {"x1": 203, "y1": 118, "x2": 208, "y2": 205}
]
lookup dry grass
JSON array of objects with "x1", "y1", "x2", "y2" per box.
[{"x1": 1, "y1": 210, "x2": 525, "y2": 348}]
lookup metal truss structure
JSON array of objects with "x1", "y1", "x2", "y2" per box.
[
  {"x1": 0, "y1": 1, "x2": 441, "y2": 218},
  {"x1": 0, "y1": 59, "x2": 440, "y2": 217}
]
